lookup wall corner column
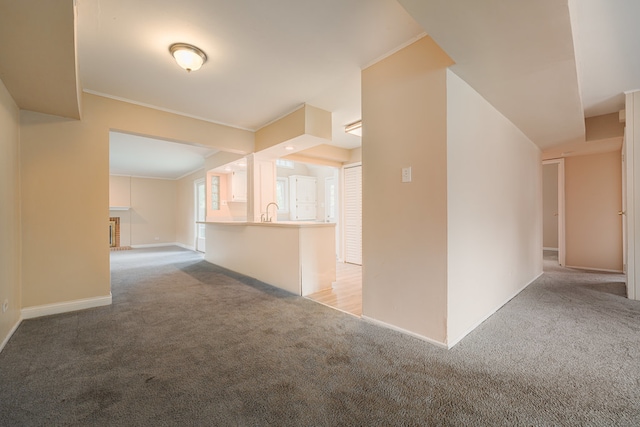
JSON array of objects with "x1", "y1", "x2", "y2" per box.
[{"x1": 625, "y1": 91, "x2": 638, "y2": 300}]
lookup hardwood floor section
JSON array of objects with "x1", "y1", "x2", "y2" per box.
[{"x1": 307, "y1": 262, "x2": 362, "y2": 316}]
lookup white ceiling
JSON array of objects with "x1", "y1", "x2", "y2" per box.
[
  {"x1": 399, "y1": 0, "x2": 585, "y2": 149},
  {"x1": 72, "y1": 0, "x2": 640, "y2": 178},
  {"x1": 109, "y1": 131, "x2": 217, "y2": 180},
  {"x1": 569, "y1": 0, "x2": 640, "y2": 118},
  {"x1": 77, "y1": 0, "x2": 423, "y2": 150}
]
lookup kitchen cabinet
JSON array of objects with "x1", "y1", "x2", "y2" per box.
[
  {"x1": 229, "y1": 170, "x2": 247, "y2": 202},
  {"x1": 289, "y1": 175, "x2": 317, "y2": 220}
]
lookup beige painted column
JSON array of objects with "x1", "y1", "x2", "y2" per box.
[{"x1": 361, "y1": 36, "x2": 452, "y2": 346}]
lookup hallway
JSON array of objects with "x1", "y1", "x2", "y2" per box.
[{"x1": 543, "y1": 249, "x2": 627, "y2": 297}]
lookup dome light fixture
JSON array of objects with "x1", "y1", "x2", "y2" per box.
[{"x1": 169, "y1": 43, "x2": 207, "y2": 72}]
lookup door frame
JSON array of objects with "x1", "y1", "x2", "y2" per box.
[
  {"x1": 324, "y1": 176, "x2": 337, "y2": 223},
  {"x1": 542, "y1": 159, "x2": 565, "y2": 266},
  {"x1": 194, "y1": 178, "x2": 206, "y2": 252}
]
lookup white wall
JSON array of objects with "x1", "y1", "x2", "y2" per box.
[
  {"x1": 0, "y1": 78, "x2": 21, "y2": 350},
  {"x1": 446, "y1": 70, "x2": 543, "y2": 345}
]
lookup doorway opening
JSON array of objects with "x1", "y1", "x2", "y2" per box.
[
  {"x1": 542, "y1": 159, "x2": 565, "y2": 267},
  {"x1": 307, "y1": 163, "x2": 362, "y2": 317}
]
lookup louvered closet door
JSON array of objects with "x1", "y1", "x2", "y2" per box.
[{"x1": 344, "y1": 165, "x2": 362, "y2": 265}]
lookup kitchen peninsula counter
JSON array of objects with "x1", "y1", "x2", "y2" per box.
[{"x1": 200, "y1": 221, "x2": 336, "y2": 296}]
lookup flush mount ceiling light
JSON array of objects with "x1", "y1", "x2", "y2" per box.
[
  {"x1": 345, "y1": 120, "x2": 362, "y2": 136},
  {"x1": 169, "y1": 43, "x2": 207, "y2": 72},
  {"x1": 284, "y1": 145, "x2": 295, "y2": 151}
]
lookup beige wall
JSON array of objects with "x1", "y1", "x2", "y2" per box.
[
  {"x1": 289, "y1": 144, "x2": 350, "y2": 165},
  {"x1": 110, "y1": 175, "x2": 178, "y2": 247},
  {"x1": 362, "y1": 36, "x2": 453, "y2": 344},
  {"x1": 585, "y1": 112, "x2": 624, "y2": 142},
  {"x1": 255, "y1": 107, "x2": 305, "y2": 152},
  {"x1": 0, "y1": 78, "x2": 21, "y2": 347},
  {"x1": 20, "y1": 92, "x2": 254, "y2": 310},
  {"x1": 109, "y1": 175, "x2": 131, "y2": 207},
  {"x1": 347, "y1": 147, "x2": 362, "y2": 164},
  {"x1": 446, "y1": 70, "x2": 543, "y2": 344},
  {"x1": 255, "y1": 105, "x2": 332, "y2": 152},
  {"x1": 124, "y1": 170, "x2": 234, "y2": 249},
  {"x1": 543, "y1": 163, "x2": 559, "y2": 249},
  {"x1": 130, "y1": 178, "x2": 177, "y2": 246},
  {"x1": 565, "y1": 151, "x2": 623, "y2": 271},
  {"x1": 20, "y1": 108, "x2": 111, "y2": 308}
]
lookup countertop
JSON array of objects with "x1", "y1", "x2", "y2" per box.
[{"x1": 198, "y1": 220, "x2": 335, "y2": 228}]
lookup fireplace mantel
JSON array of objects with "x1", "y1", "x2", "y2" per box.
[{"x1": 109, "y1": 206, "x2": 130, "y2": 211}]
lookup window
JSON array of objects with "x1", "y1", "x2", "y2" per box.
[
  {"x1": 276, "y1": 159, "x2": 294, "y2": 169},
  {"x1": 276, "y1": 177, "x2": 289, "y2": 212},
  {"x1": 210, "y1": 175, "x2": 220, "y2": 210}
]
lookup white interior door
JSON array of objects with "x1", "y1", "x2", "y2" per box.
[
  {"x1": 344, "y1": 165, "x2": 362, "y2": 265},
  {"x1": 195, "y1": 179, "x2": 206, "y2": 252}
]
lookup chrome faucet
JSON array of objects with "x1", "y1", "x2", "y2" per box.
[{"x1": 264, "y1": 202, "x2": 279, "y2": 222}]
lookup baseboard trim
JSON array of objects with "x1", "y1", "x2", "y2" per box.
[
  {"x1": 129, "y1": 243, "x2": 197, "y2": 251},
  {"x1": 447, "y1": 271, "x2": 544, "y2": 349},
  {"x1": 565, "y1": 265, "x2": 623, "y2": 274},
  {"x1": 174, "y1": 242, "x2": 196, "y2": 251},
  {"x1": 361, "y1": 315, "x2": 449, "y2": 350},
  {"x1": 21, "y1": 294, "x2": 112, "y2": 320},
  {"x1": 0, "y1": 317, "x2": 22, "y2": 354},
  {"x1": 130, "y1": 243, "x2": 178, "y2": 249},
  {"x1": 543, "y1": 247, "x2": 559, "y2": 251}
]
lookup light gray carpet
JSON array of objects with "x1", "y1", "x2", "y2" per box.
[{"x1": 0, "y1": 246, "x2": 639, "y2": 426}]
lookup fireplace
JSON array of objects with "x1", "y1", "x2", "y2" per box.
[{"x1": 109, "y1": 217, "x2": 120, "y2": 248}]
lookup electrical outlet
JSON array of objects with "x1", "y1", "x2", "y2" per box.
[
  {"x1": 402, "y1": 166, "x2": 412, "y2": 183},
  {"x1": 2, "y1": 299, "x2": 8, "y2": 313}
]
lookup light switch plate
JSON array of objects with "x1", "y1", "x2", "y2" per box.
[{"x1": 402, "y1": 166, "x2": 412, "y2": 183}]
